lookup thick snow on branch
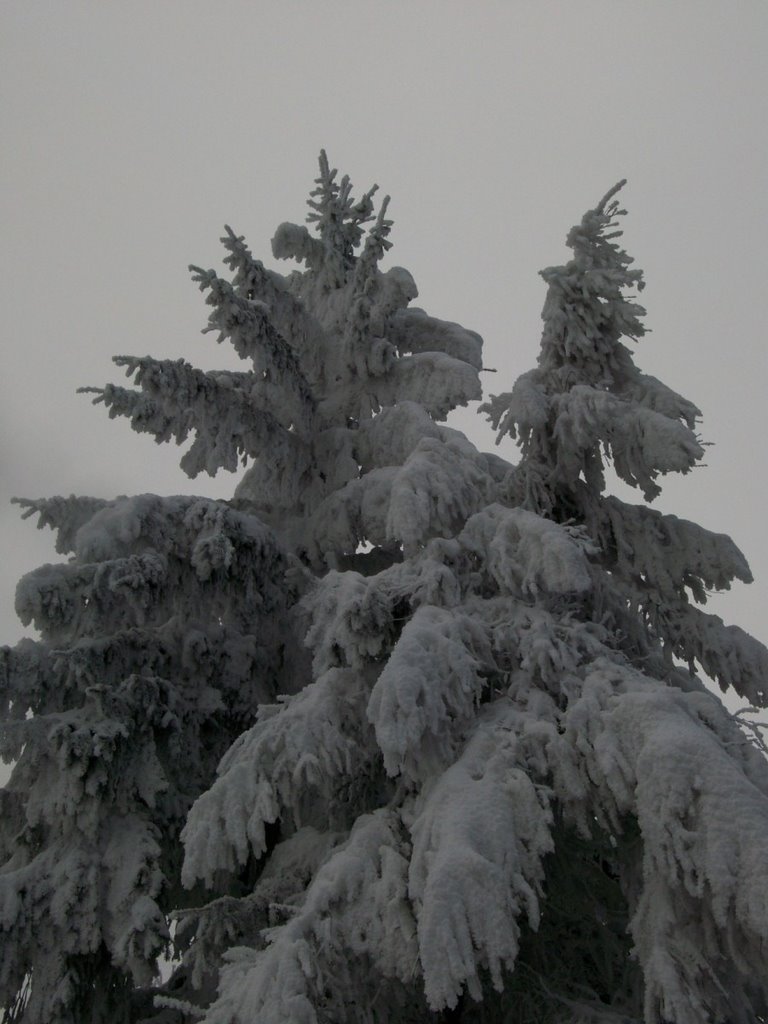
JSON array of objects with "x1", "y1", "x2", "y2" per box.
[
  {"x1": 386, "y1": 437, "x2": 495, "y2": 556},
  {"x1": 14, "y1": 561, "x2": 96, "y2": 637},
  {"x1": 618, "y1": 372, "x2": 701, "y2": 430},
  {"x1": 408, "y1": 702, "x2": 553, "y2": 1010},
  {"x1": 367, "y1": 605, "x2": 495, "y2": 781},
  {"x1": 173, "y1": 826, "x2": 342, "y2": 994},
  {"x1": 14, "y1": 495, "x2": 286, "y2": 640},
  {"x1": 667, "y1": 607, "x2": 768, "y2": 706},
  {"x1": 481, "y1": 368, "x2": 550, "y2": 447},
  {"x1": 75, "y1": 494, "x2": 278, "y2": 568},
  {"x1": 376, "y1": 351, "x2": 482, "y2": 421},
  {"x1": 389, "y1": 307, "x2": 484, "y2": 370},
  {"x1": 181, "y1": 668, "x2": 373, "y2": 887},
  {"x1": 485, "y1": 598, "x2": 615, "y2": 692},
  {"x1": 349, "y1": 539, "x2": 466, "y2": 614},
  {"x1": 297, "y1": 432, "x2": 496, "y2": 564},
  {"x1": 356, "y1": 403, "x2": 507, "y2": 495},
  {"x1": 271, "y1": 220, "x2": 325, "y2": 272},
  {"x1": 356, "y1": 401, "x2": 444, "y2": 472},
  {"x1": 562, "y1": 662, "x2": 768, "y2": 1023},
  {"x1": 553, "y1": 385, "x2": 704, "y2": 499},
  {"x1": 285, "y1": 468, "x2": 393, "y2": 564},
  {"x1": 302, "y1": 571, "x2": 396, "y2": 675},
  {"x1": 597, "y1": 496, "x2": 752, "y2": 603},
  {"x1": 198, "y1": 810, "x2": 416, "y2": 1024},
  {"x1": 460, "y1": 504, "x2": 594, "y2": 597}
]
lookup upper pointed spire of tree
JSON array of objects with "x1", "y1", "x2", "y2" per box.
[{"x1": 484, "y1": 182, "x2": 703, "y2": 501}]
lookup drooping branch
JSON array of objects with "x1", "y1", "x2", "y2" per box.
[{"x1": 81, "y1": 356, "x2": 308, "y2": 477}]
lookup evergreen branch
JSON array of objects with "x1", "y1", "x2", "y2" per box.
[
  {"x1": 12, "y1": 495, "x2": 109, "y2": 554},
  {"x1": 352, "y1": 194, "x2": 393, "y2": 295},
  {"x1": 596, "y1": 179, "x2": 628, "y2": 214},
  {"x1": 82, "y1": 358, "x2": 306, "y2": 477},
  {"x1": 221, "y1": 224, "x2": 332, "y2": 388},
  {"x1": 80, "y1": 383, "x2": 176, "y2": 442},
  {"x1": 189, "y1": 266, "x2": 316, "y2": 431},
  {"x1": 305, "y1": 150, "x2": 381, "y2": 275}
]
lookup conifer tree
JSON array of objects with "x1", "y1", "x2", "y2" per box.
[{"x1": 2, "y1": 157, "x2": 768, "y2": 1024}]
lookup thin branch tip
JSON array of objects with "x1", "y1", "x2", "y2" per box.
[{"x1": 596, "y1": 179, "x2": 628, "y2": 213}]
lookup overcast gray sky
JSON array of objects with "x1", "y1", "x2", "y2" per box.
[{"x1": 2, "y1": 2, "x2": 767, "y2": 718}]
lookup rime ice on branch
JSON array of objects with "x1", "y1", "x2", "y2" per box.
[{"x1": 2, "y1": 158, "x2": 768, "y2": 1024}]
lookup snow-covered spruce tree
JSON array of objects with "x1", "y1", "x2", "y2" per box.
[{"x1": 1, "y1": 161, "x2": 767, "y2": 1024}]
